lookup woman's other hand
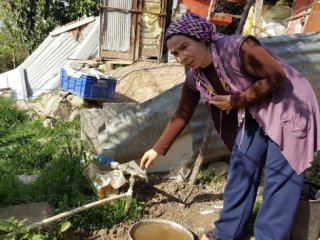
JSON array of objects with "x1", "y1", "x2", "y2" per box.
[
  {"x1": 209, "y1": 95, "x2": 233, "y2": 111},
  {"x1": 140, "y1": 149, "x2": 159, "y2": 169}
]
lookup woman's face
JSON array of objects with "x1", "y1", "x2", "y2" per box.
[{"x1": 167, "y1": 34, "x2": 212, "y2": 69}]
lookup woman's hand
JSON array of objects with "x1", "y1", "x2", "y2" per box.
[
  {"x1": 209, "y1": 95, "x2": 233, "y2": 111},
  {"x1": 140, "y1": 149, "x2": 159, "y2": 169}
]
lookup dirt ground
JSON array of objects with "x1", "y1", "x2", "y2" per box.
[{"x1": 89, "y1": 173, "x2": 226, "y2": 240}]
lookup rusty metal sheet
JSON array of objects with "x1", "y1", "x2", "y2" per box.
[{"x1": 102, "y1": 0, "x2": 133, "y2": 52}]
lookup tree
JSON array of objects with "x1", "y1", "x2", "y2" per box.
[
  {"x1": 0, "y1": 0, "x2": 99, "y2": 68},
  {"x1": 1, "y1": 0, "x2": 99, "y2": 51},
  {"x1": 0, "y1": 24, "x2": 28, "y2": 73}
]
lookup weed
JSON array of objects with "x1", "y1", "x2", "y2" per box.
[
  {"x1": 0, "y1": 217, "x2": 46, "y2": 240},
  {"x1": 0, "y1": 174, "x2": 31, "y2": 205},
  {"x1": 0, "y1": 97, "x2": 142, "y2": 237},
  {"x1": 244, "y1": 195, "x2": 262, "y2": 237},
  {"x1": 69, "y1": 199, "x2": 142, "y2": 230},
  {"x1": 198, "y1": 168, "x2": 224, "y2": 184},
  {"x1": 0, "y1": 217, "x2": 71, "y2": 240},
  {"x1": 305, "y1": 155, "x2": 320, "y2": 185},
  {"x1": 0, "y1": 97, "x2": 29, "y2": 137}
]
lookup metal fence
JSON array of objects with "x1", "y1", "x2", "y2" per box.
[{"x1": 212, "y1": 0, "x2": 245, "y2": 35}]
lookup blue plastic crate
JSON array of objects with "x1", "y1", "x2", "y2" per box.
[{"x1": 59, "y1": 68, "x2": 117, "y2": 100}]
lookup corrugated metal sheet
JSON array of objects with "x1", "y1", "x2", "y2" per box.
[
  {"x1": 0, "y1": 17, "x2": 100, "y2": 100},
  {"x1": 260, "y1": 32, "x2": 320, "y2": 101},
  {"x1": 0, "y1": 67, "x2": 27, "y2": 100},
  {"x1": 21, "y1": 33, "x2": 79, "y2": 98},
  {"x1": 102, "y1": 0, "x2": 133, "y2": 52},
  {"x1": 71, "y1": 17, "x2": 97, "y2": 42}
]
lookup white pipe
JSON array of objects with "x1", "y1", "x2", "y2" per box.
[
  {"x1": 125, "y1": 175, "x2": 135, "y2": 210},
  {"x1": 23, "y1": 175, "x2": 136, "y2": 231}
]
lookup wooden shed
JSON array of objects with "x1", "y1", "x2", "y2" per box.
[{"x1": 99, "y1": 0, "x2": 168, "y2": 64}]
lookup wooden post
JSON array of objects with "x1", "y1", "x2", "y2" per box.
[
  {"x1": 188, "y1": 120, "x2": 214, "y2": 185},
  {"x1": 253, "y1": 0, "x2": 264, "y2": 36},
  {"x1": 98, "y1": 0, "x2": 105, "y2": 61},
  {"x1": 303, "y1": 1, "x2": 320, "y2": 32},
  {"x1": 207, "y1": 0, "x2": 217, "y2": 20}
]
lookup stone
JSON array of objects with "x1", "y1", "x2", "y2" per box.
[
  {"x1": 0, "y1": 202, "x2": 55, "y2": 228},
  {"x1": 16, "y1": 175, "x2": 38, "y2": 184}
]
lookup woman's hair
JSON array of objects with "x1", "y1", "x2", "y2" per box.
[{"x1": 165, "y1": 13, "x2": 217, "y2": 43}]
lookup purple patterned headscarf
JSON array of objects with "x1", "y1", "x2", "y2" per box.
[
  {"x1": 165, "y1": 12, "x2": 222, "y2": 43},
  {"x1": 165, "y1": 12, "x2": 233, "y2": 107}
]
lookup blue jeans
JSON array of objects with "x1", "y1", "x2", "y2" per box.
[{"x1": 214, "y1": 113, "x2": 304, "y2": 240}]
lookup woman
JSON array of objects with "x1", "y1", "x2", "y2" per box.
[{"x1": 140, "y1": 13, "x2": 320, "y2": 240}]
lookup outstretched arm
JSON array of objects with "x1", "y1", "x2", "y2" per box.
[{"x1": 140, "y1": 82, "x2": 200, "y2": 169}]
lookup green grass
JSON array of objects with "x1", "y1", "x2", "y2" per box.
[
  {"x1": 244, "y1": 195, "x2": 262, "y2": 238},
  {"x1": 0, "y1": 97, "x2": 29, "y2": 138},
  {"x1": 0, "y1": 96, "x2": 142, "y2": 237},
  {"x1": 198, "y1": 168, "x2": 224, "y2": 184},
  {"x1": 305, "y1": 155, "x2": 320, "y2": 185},
  {"x1": 198, "y1": 162, "x2": 226, "y2": 185},
  {"x1": 0, "y1": 120, "x2": 55, "y2": 175}
]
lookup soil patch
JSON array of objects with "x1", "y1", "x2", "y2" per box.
[{"x1": 88, "y1": 173, "x2": 226, "y2": 240}]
